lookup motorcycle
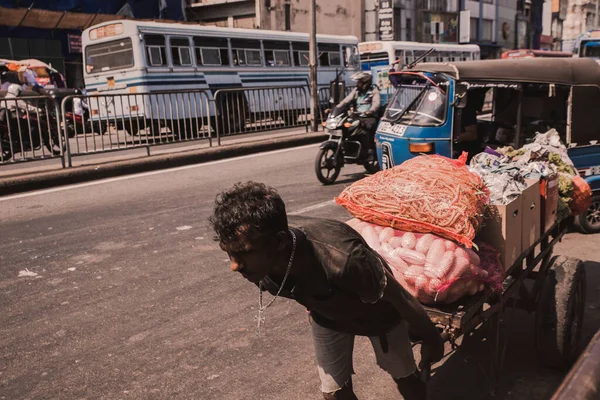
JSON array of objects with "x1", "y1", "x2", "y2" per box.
[
  {"x1": 314, "y1": 108, "x2": 379, "y2": 185},
  {"x1": 0, "y1": 102, "x2": 64, "y2": 161},
  {"x1": 64, "y1": 109, "x2": 101, "y2": 137}
]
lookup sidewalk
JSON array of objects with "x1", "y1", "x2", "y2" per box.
[{"x1": 0, "y1": 127, "x2": 327, "y2": 195}]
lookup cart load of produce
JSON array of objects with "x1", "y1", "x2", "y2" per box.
[
  {"x1": 346, "y1": 219, "x2": 504, "y2": 305},
  {"x1": 336, "y1": 154, "x2": 489, "y2": 248},
  {"x1": 472, "y1": 129, "x2": 592, "y2": 217}
]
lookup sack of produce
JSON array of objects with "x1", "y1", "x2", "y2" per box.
[
  {"x1": 347, "y1": 219, "x2": 504, "y2": 305},
  {"x1": 337, "y1": 154, "x2": 489, "y2": 248},
  {"x1": 570, "y1": 175, "x2": 592, "y2": 216}
]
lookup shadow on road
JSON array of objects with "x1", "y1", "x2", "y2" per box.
[{"x1": 427, "y1": 260, "x2": 600, "y2": 400}]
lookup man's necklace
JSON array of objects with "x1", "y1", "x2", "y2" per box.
[{"x1": 255, "y1": 229, "x2": 297, "y2": 335}]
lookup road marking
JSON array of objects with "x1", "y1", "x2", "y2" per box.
[
  {"x1": 289, "y1": 200, "x2": 335, "y2": 215},
  {"x1": 0, "y1": 143, "x2": 319, "y2": 202}
]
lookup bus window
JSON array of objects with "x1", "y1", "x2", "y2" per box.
[
  {"x1": 329, "y1": 51, "x2": 341, "y2": 66},
  {"x1": 319, "y1": 43, "x2": 339, "y2": 67},
  {"x1": 343, "y1": 45, "x2": 360, "y2": 68},
  {"x1": 170, "y1": 37, "x2": 193, "y2": 67},
  {"x1": 394, "y1": 50, "x2": 404, "y2": 66},
  {"x1": 231, "y1": 39, "x2": 262, "y2": 66},
  {"x1": 85, "y1": 37, "x2": 134, "y2": 74},
  {"x1": 426, "y1": 51, "x2": 439, "y2": 62},
  {"x1": 405, "y1": 50, "x2": 414, "y2": 64},
  {"x1": 293, "y1": 42, "x2": 310, "y2": 66},
  {"x1": 461, "y1": 52, "x2": 470, "y2": 61},
  {"x1": 263, "y1": 41, "x2": 291, "y2": 67},
  {"x1": 194, "y1": 37, "x2": 229, "y2": 66},
  {"x1": 145, "y1": 34, "x2": 167, "y2": 67}
]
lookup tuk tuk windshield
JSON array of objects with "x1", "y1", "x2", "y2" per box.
[{"x1": 384, "y1": 74, "x2": 447, "y2": 126}]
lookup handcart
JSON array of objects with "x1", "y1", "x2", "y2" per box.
[{"x1": 421, "y1": 216, "x2": 587, "y2": 394}]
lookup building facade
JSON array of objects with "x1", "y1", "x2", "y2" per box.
[
  {"x1": 552, "y1": 0, "x2": 568, "y2": 49},
  {"x1": 0, "y1": 0, "x2": 186, "y2": 87},
  {"x1": 563, "y1": 0, "x2": 599, "y2": 41}
]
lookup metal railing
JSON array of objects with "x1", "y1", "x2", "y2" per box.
[
  {"x1": 1, "y1": 85, "x2": 315, "y2": 167},
  {"x1": 60, "y1": 90, "x2": 212, "y2": 166},
  {"x1": 213, "y1": 86, "x2": 310, "y2": 144},
  {"x1": 0, "y1": 95, "x2": 66, "y2": 165}
]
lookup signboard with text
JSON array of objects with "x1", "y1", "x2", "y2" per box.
[
  {"x1": 459, "y1": 10, "x2": 470, "y2": 43},
  {"x1": 68, "y1": 34, "x2": 82, "y2": 54},
  {"x1": 378, "y1": 0, "x2": 394, "y2": 41}
]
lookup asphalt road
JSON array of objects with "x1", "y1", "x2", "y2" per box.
[{"x1": 1, "y1": 144, "x2": 598, "y2": 400}]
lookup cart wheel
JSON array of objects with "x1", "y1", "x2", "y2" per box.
[{"x1": 535, "y1": 256, "x2": 586, "y2": 370}]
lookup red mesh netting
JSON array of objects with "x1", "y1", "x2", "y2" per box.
[
  {"x1": 336, "y1": 154, "x2": 489, "y2": 248},
  {"x1": 570, "y1": 175, "x2": 592, "y2": 216},
  {"x1": 347, "y1": 219, "x2": 504, "y2": 305}
]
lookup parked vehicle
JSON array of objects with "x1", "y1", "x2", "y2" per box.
[
  {"x1": 375, "y1": 58, "x2": 600, "y2": 233},
  {"x1": 315, "y1": 107, "x2": 379, "y2": 185}
]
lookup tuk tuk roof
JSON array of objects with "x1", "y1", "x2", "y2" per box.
[{"x1": 404, "y1": 58, "x2": 600, "y2": 86}]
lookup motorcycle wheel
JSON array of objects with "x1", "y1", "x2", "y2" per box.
[
  {"x1": 66, "y1": 124, "x2": 76, "y2": 138},
  {"x1": 45, "y1": 131, "x2": 66, "y2": 156},
  {"x1": 1, "y1": 141, "x2": 12, "y2": 162},
  {"x1": 363, "y1": 159, "x2": 380, "y2": 174},
  {"x1": 315, "y1": 146, "x2": 342, "y2": 185}
]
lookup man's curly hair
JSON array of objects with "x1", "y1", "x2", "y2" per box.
[{"x1": 210, "y1": 181, "x2": 288, "y2": 246}]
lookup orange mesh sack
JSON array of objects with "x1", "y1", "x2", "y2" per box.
[
  {"x1": 569, "y1": 175, "x2": 592, "y2": 216},
  {"x1": 336, "y1": 154, "x2": 489, "y2": 248}
]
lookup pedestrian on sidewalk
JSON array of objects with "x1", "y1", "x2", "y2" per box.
[{"x1": 210, "y1": 181, "x2": 444, "y2": 400}]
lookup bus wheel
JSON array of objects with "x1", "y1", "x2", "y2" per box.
[
  {"x1": 92, "y1": 121, "x2": 107, "y2": 135},
  {"x1": 124, "y1": 119, "x2": 140, "y2": 136}
]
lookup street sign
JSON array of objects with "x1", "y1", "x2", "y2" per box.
[
  {"x1": 378, "y1": 0, "x2": 394, "y2": 41},
  {"x1": 68, "y1": 34, "x2": 82, "y2": 54},
  {"x1": 459, "y1": 10, "x2": 470, "y2": 43}
]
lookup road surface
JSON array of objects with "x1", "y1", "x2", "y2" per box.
[{"x1": 1, "y1": 144, "x2": 598, "y2": 399}]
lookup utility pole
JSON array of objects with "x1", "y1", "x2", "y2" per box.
[
  {"x1": 309, "y1": 0, "x2": 318, "y2": 132},
  {"x1": 596, "y1": 0, "x2": 599, "y2": 28}
]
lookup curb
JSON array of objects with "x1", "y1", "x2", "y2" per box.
[{"x1": 0, "y1": 132, "x2": 328, "y2": 196}]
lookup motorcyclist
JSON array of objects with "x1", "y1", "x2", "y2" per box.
[
  {"x1": 2, "y1": 83, "x2": 40, "y2": 114},
  {"x1": 335, "y1": 72, "x2": 381, "y2": 160},
  {"x1": 73, "y1": 89, "x2": 89, "y2": 118}
]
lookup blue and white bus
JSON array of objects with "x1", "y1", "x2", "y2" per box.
[
  {"x1": 573, "y1": 30, "x2": 600, "y2": 59},
  {"x1": 81, "y1": 20, "x2": 360, "y2": 134},
  {"x1": 358, "y1": 41, "x2": 480, "y2": 105},
  {"x1": 358, "y1": 41, "x2": 480, "y2": 71}
]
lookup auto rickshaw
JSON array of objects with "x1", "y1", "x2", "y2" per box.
[{"x1": 375, "y1": 58, "x2": 600, "y2": 233}]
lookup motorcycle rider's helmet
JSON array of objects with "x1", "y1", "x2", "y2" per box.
[
  {"x1": 7, "y1": 83, "x2": 23, "y2": 97},
  {"x1": 351, "y1": 71, "x2": 372, "y2": 92}
]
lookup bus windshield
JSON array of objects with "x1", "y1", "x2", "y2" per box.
[
  {"x1": 384, "y1": 75, "x2": 447, "y2": 126},
  {"x1": 85, "y1": 38, "x2": 134, "y2": 74}
]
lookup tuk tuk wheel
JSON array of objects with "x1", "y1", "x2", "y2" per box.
[
  {"x1": 363, "y1": 159, "x2": 379, "y2": 174},
  {"x1": 315, "y1": 144, "x2": 342, "y2": 185},
  {"x1": 535, "y1": 256, "x2": 586, "y2": 371},
  {"x1": 574, "y1": 193, "x2": 600, "y2": 234}
]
